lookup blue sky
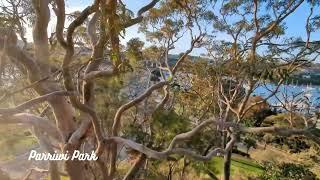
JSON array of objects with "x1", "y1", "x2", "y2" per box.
[
  {"x1": 24, "y1": 0, "x2": 320, "y2": 56},
  {"x1": 66, "y1": 0, "x2": 149, "y2": 13}
]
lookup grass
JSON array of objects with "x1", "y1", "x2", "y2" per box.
[
  {"x1": 207, "y1": 154, "x2": 264, "y2": 179},
  {"x1": 115, "y1": 154, "x2": 264, "y2": 180},
  {"x1": 42, "y1": 154, "x2": 263, "y2": 180},
  {"x1": 0, "y1": 125, "x2": 37, "y2": 161},
  {"x1": 47, "y1": 175, "x2": 70, "y2": 180}
]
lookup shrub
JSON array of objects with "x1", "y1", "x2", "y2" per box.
[{"x1": 259, "y1": 162, "x2": 318, "y2": 180}]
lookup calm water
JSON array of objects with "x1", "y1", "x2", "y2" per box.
[
  {"x1": 254, "y1": 84, "x2": 320, "y2": 106},
  {"x1": 254, "y1": 84, "x2": 320, "y2": 128}
]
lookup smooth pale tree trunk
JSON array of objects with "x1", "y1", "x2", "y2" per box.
[{"x1": 30, "y1": 0, "x2": 83, "y2": 179}]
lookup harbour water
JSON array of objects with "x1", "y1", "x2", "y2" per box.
[
  {"x1": 254, "y1": 84, "x2": 320, "y2": 105},
  {"x1": 254, "y1": 84, "x2": 320, "y2": 128}
]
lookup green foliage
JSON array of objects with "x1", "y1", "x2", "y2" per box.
[
  {"x1": 263, "y1": 113, "x2": 306, "y2": 128},
  {"x1": 259, "y1": 162, "x2": 318, "y2": 180},
  {"x1": 125, "y1": 38, "x2": 145, "y2": 65},
  {"x1": 243, "y1": 137, "x2": 257, "y2": 153},
  {"x1": 288, "y1": 74, "x2": 320, "y2": 86},
  {"x1": 142, "y1": 45, "x2": 165, "y2": 62},
  {"x1": 310, "y1": 128, "x2": 320, "y2": 137},
  {"x1": 152, "y1": 109, "x2": 190, "y2": 146},
  {"x1": 122, "y1": 124, "x2": 151, "y2": 145},
  {"x1": 265, "y1": 135, "x2": 311, "y2": 153}
]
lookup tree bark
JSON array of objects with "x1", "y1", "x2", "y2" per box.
[
  {"x1": 222, "y1": 129, "x2": 233, "y2": 180},
  {"x1": 31, "y1": 0, "x2": 51, "y2": 75},
  {"x1": 65, "y1": 158, "x2": 85, "y2": 180},
  {"x1": 223, "y1": 149, "x2": 232, "y2": 180},
  {"x1": 167, "y1": 163, "x2": 174, "y2": 180},
  {"x1": 33, "y1": 127, "x2": 60, "y2": 180}
]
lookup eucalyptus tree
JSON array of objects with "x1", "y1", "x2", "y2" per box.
[
  {"x1": 0, "y1": 0, "x2": 32, "y2": 48},
  {"x1": 203, "y1": 0, "x2": 320, "y2": 179}
]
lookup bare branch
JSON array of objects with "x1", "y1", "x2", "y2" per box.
[
  {"x1": 0, "y1": 113, "x2": 62, "y2": 142},
  {"x1": 105, "y1": 135, "x2": 230, "y2": 161},
  {"x1": 4, "y1": 38, "x2": 41, "y2": 83},
  {"x1": 0, "y1": 91, "x2": 78, "y2": 115},
  {"x1": 112, "y1": 81, "x2": 169, "y2": 136},
  {"x1": 172, "y1": 34, "x2": 204, "y2": 74},
  {"x1": 87, "y1": 12, "x2": 100, "y2": 46},
  {"x1": 53, "y1": 0, "x2": 68, "y2": 48},
  {"x1": 0, "y1": 70, "x2": 61, "y2": 103},
  {"x1": 137, "y1": 0, "x2": 159, "y2": 17},
  {"x1": 253, "y1": 0, "x2": 259, "y2": 32},
  {"x1": 83, "y1": 69, "x2": 114, "y2": 81},
  {"x1": 122, "y1": 0, "x2": 160, "y2": 28}
]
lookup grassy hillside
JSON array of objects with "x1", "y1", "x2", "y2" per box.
[
  {"x1": 205, "y1": 155, "x2": 264, "y2": 179},
  {"x1": 0, "y1": 125, "x2": 37, "y2": 161}
]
